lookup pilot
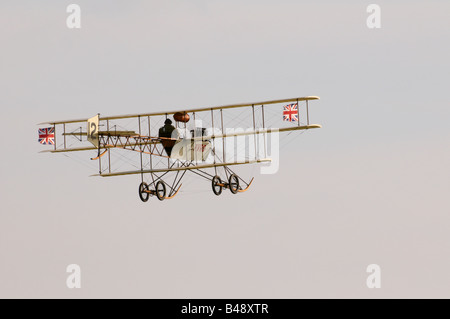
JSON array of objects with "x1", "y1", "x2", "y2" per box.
[{"x1": 159, "y1": 118, "x2": 177, "y2": 156}]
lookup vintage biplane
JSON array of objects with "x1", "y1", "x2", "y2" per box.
[{"x1": 38, "y1": 96, "x2": 321, "y2": 201}]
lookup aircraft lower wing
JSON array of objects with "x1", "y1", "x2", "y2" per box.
[{"x1": 91, "y1": 158, "x2": 272, "y2": 177}]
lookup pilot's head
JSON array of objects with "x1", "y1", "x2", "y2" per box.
[{"x1": 164, "y1": 118, "x2": 172, "y2": 125}]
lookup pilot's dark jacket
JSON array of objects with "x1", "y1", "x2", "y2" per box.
[
  {"x1": 158, "y1": 124, "x2": 175, "y2": 138},
  {"x1": 158, "y1": 124, "x2": 176, "y2": 155}
]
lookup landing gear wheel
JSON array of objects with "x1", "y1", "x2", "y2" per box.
[
  {"x1": 228, "y1": 174, "x2": 240, "y2": 194},
  {"x1": 139, "y1": 182, "x2": 150, "y2": 202},
  {"x1": 212, "y1": 175, "x2": 223, "y2": 196},
  {"x1": 155, "y1": 181, "x2": 166, "y2": 201}
]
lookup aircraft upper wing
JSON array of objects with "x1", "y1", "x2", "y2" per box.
[{"x1": 38, "y1": 96, "x2": 319, "y2": 125}]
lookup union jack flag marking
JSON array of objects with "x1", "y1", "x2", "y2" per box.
[
  {"x1": 38, "y1": 127, "x2": 55, "y2": 145},
  {"x1": 283, "y1": 103, "x2": 298, "y2": 122}
]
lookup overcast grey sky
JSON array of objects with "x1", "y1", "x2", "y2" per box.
[{"x1": 1, "y1": 0, "x2": 449, "y2": 298}]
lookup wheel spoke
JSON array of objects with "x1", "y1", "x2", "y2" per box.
[
  {"x1": 155, "y1": 181, "x2": 166, "y2": 201},
  {"x1": 139, "y1": 182, "x2": 150, "y2": 202},
  {"x1": 228, "y1": 174, "x2": 239, "y2": 194},
  {"x1": 212, "y1": 175, "x2": 223, "y2": 195}
]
